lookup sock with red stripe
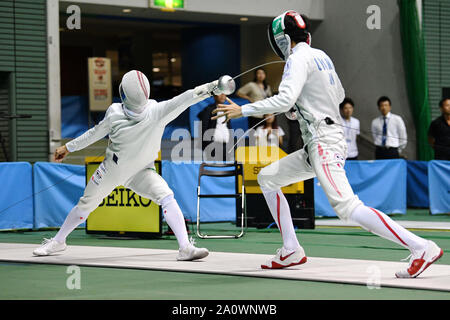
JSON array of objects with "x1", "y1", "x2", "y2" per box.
[
  {"x1": 350, "y1": 205, "x2": 427, "y2": 252},
  {"x1": 161, "y1": 194, "x2": 190, "y2": 249},
  {"x1": 54, "y1": 206, "x2": 89, "y2": 243},
  {"x1": 261, "y1": 187, "x2": 300, "y2": 252}
]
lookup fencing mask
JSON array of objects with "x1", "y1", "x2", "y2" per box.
[
  {"x1": 268, "y1": 10, "x2": 310, "y2": 61},
  {"x1": 119, "y1": 70, "x2": 150, "y2": 114}
]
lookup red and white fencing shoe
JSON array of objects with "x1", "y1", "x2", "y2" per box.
[
  {"x1": 261, "y1": 246, "x2": 307, "y2": 269},
  {"x1": 395, "y1": 240, "x2": 443, "y2": 278}
]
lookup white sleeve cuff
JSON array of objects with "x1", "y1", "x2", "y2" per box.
[
  {"x1": 241, "y1": 105, "x2": 254, "y2": 117},
  {"x1": 65, "y1": 143, "x2": 75, "y2": 153}
]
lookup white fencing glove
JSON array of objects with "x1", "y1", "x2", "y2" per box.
[
  {"x1": 285, "y1": 107, "x2": 299, "y2": 121},
  {"x1": 193, "y1": 80, "x2": 219, "y2": 98}
]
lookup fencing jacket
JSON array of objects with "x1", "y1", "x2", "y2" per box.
[
  {"x1": 241, "y1": 42, "x2": 346, "y2": 146},
  {"x1": 66, "y1": 89, "x2": 207, "y2": 179}
]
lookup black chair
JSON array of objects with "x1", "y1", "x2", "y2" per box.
[{"x1": 196, "y1": 162, "x2": 246, "y2": 239}]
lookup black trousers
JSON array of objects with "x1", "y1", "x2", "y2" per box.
[{"x1": 375, "y1": 146, "x2": 400, "y2": 159}]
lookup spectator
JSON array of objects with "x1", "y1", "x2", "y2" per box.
[
  {"x1": 371, "y1": 96, "x2": 407, "y2": 159},
  {"x1": 197, "y1": 94, "x2": 231, "y2": 161},
  {"x1": 428, "y1": 98, "x2": 450, "y2": 160},
  {"x1": 236, "y1": 68, "x2": 272, "y2": 129},
  {"x1": 339, "y1": 97, "x2": 360, "y2": 160},
  {"x1": 254, "y1": 114, "x2": 285, "y2": 147}
]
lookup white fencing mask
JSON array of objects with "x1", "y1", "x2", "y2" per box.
[{"x1": 119, "y1": 70, "x2": 150, "y2": 114}]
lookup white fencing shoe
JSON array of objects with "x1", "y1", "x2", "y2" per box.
[
  {"x1": 395, "y1": 240, "x2": 443, "y2": 278},
  {"x1": 261, "y1": 246, "x2": 307, "y2": 269},
  {"x1": 33, "y1": 238, "x2": 67, "y2": 256},
  {"x1": 177, "y1": 238, "x2": 209, "y2": 261}
]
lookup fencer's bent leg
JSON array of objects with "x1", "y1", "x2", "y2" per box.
[
  {"x1": 54, "y1": 160, "x2": 119, "y2": 243},
  {"x1": 308, "y1": 142, "x2": 362, "y2": 220},
  {"x1": 257, "y1": 149, "x2": 316, "y2": 252},
  {"x1": 124, "y1": 167, "x2": 190, "y2": 249}
]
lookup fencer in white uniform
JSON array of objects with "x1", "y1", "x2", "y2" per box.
[
  {"x1": 213, "y1": 11, "x2": 443, "y2": 278},
  {"x1": 34, "y1": 70, "x2": 225, "y2": 261}
]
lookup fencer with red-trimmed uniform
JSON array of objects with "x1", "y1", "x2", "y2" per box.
[
  {"x1": 33, "y1": 70, "x2": 226, "y2": 261},
  {"x1": 212, "y1": 11, "x2": 443, "y2": 278}
]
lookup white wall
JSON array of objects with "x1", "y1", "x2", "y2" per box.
[{"x1": 48, "y1": 0, "x2": 62, "y2": 161}]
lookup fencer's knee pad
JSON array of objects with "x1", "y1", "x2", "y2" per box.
[
  {"x1": 77, "y1": 194, "x2": 102, "y2": 214},
  {"x1": 69, "y1": 205, "x2": 89, "y2": 222},
  {"x1": 160, "y1": 193, "x2": 176, "y2": 208},
  {"x1": 257, "y1": 168, "x2": 275, "y2": 191}
]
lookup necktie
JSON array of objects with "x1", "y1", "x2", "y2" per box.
[{"x1": 381, "y1": 116, "x2": 387, "y2": 146}]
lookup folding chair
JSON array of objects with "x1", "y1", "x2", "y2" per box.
[{"x1": 196, "y1": 162, "x2": 246, "y2": 239}]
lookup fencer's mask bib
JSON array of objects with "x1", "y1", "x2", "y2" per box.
[
  {"x1": 268, "y1": 10, "x2": 310, "y2": 61},
  {"x1": 119, "y1": 70, "x2": 150, "y2": 114}
]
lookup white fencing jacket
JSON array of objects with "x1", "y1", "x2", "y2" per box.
[
  {"x1": 66, "y1": 89, "x2": 207, "y2": 179},
  {"x1": 241, "y1": 42, "x2": 345, "y2": 146}
]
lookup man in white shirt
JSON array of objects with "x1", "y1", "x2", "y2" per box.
[
  {"x1": 33, "y1": 70, "x2": 227, "y2": 261},
  {"x1": 213, "y1": 10, "x2": 442, "y2": 278},
  {"x1": 371, "y1": 96, "x2": 407, "y2": 159},
  {"x1": 339, "y1": 97, "x2": 360, "y2": 160}
]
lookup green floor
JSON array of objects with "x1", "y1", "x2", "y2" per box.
[{"x1": 0, "y1": 210, "x2": 449, "y2": 300}]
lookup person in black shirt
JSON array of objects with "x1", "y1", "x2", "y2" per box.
[{"x1": 428, "y1": 98, "x2": 450, "y2": 160}]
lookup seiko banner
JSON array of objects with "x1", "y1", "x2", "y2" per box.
[{"x1": 85, "y1": 160, "x2": 162, "y2": 237}]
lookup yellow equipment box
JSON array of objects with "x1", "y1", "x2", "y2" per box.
[{"x1": 235, "y1": 146, "x2": 304, "y2": 194}]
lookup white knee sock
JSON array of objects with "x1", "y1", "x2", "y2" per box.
[
  {"x1": 161, "y1": 194, "x2": 190, "y2": 249},
  {"x1": 261, "y1": 187, "x2": 300, "y2": 252},
  {"x1": 350, "y1": 205, "x2": 427, "y2": 252},
  {"x1": 54, "y1": 206, "x2": 89, "y2": 243}
]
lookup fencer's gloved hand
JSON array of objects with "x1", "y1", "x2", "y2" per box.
[
  {"x1": 193, "y1": 80, "x2": 219, "y2": 98},
  {"x1": 285, "y1": 107, "x2": 298, "y2": 121}
]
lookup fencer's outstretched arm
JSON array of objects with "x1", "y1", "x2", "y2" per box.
[
  {"x1": 65, "y1": 109, "x2": 111, "y2": 153},
  {"x1": 151, "y1": 81, "x2": 218, "y2": 125},
  {"x1": 240, "y1": 57, "x2": 308, "y2": 117}
]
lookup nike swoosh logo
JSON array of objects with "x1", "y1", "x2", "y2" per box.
[{"x1": 280, "y1": 252, "x2": 295, "y2": 261}]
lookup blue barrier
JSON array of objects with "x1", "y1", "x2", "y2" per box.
[
  {"x1": 0, "y1": 159, "x2": 443, "y2": 230},
  {"x1": 315, "y1": 159, "x2": 407, "y2": 217},
  {"x1": 407, "y1": 160, "x2": 429, "y2": 208},
  {"x1": 428, "y1": 160, "x2": 450, "y2": 214},
  {"x1": 0, "y1": 162, "x2": 33, "y2": 230},
  {"x1": 162, "y1": 161, "x2": 236, "y2": 222},
  {"x1": 33, "y1": 162, "x2": 86, "y2": 228}
]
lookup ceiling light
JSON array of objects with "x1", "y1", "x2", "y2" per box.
[
  {"x1": 170, "y1": 58, "x2": 176, "y2": 63},
  {"x1": 153, "y1": 67, "x2": 160, "y2": 72},
  {"x1": 240, "y1": 17, "x2": 248, "y2": 22},
  {"x1": 122, "y1": 8, "x2": 132, "y2": 13}
]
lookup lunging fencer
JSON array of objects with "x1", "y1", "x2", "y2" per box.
[
  {"x1": 213, "y1": 11, "x2": 443, "y2": 277},
  {"x1": 34, "y1": 70, "x2": 227, "y2": 261}
]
